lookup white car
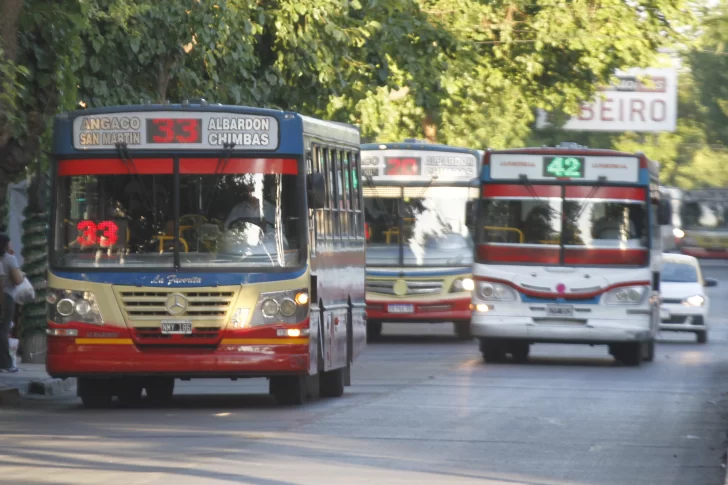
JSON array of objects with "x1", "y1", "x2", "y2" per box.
[{"x1": 659, "y1": 253, "x2": 717, "y2": 343}]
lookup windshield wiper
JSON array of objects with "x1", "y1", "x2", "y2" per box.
[
  {"x1": 518, "y1": 174, "x2": 549, "y2": 209},
  {"x1": 201, "y1": 142, "x2": 235, "y2": 213},
  {"x1": 573, "y1": 175, "x2": 607, "y2": 222},
  {"x1": 116, "y1": 142, "x2": 155, "y2": 215}
]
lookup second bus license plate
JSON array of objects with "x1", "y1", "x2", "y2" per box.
[
  {"x1": 546, "y1": 304, "x2": 574, "y2": 317},
  {"x1": 161, "y1": 320, "x2": 193, "y2": 334},
  {"x1": 388, "y1": 304, "x2": 414, "y2": 314}
]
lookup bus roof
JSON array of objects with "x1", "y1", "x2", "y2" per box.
[
  {"x1": 52, "y1": 103, "x2": 359, "y2": 157},
  {"x1": 361, "y1": 141, "x2": 480, "y2": 156}
]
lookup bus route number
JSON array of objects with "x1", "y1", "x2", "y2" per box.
[
  {"x1": 543, "y1": 156, "x2": 584, "y2": 179},
  {"x1": 384, "y1": 157, "x2": 421, "y2": 176}
]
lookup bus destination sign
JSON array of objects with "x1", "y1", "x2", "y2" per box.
[
  {"x1": 361, "y1": 150, "x2": 478, "y2": 181},
  {"x1": 72, "y1": 111, "x2": 279, "y2": 150},
  {"x1": 490, "y1": 153, "x2": 640, "y2": 183}
]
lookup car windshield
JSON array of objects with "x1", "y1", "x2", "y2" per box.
[
  {"x1": 363, "y1": 185, "x2": 477, "y2": 266},
  {"x1": 477, "y1": 185, "x2": 648, "y2": 265},
  {"x1": 661, "y1": 262, "x2": 699, "y2": 283},
  {"x1": 52, "y1": 160, "x2": 302, "y2": 269}
]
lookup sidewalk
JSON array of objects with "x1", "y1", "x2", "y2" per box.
[{"x1": 0, "y1": 363, "x2": 75, "y2": 405}]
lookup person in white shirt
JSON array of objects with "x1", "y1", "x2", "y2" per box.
[
  {"x1": 0, "y1": 233, "x2": 22, "y2": 373},
  {"x1": 224, "y1": 185, "x2": 276, "y2": 231}
]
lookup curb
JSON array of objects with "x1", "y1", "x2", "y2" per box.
[{"x1": 27, "y1": 377, "x2": 76, "y2": 396}]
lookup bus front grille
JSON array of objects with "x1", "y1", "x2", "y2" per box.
[
  {"x1": 114, "y1": 287, "x2": 236, "y2": 323},
  {"x1": 366, "y1": 279, "x2": 444, "y2": 296}
]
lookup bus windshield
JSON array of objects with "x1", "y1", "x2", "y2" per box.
[
  {"x1": 52, "y1": 161, "x2": 303, "y2": 269},
  {"x1": 477, "y1": 185, "x2": 648, "y2": 265},
  {"x1": 680, "y1": 200, "x2": 728, "y2": 231},
  {"x1": 363, "y1": 185, "x2": 476, "y2": 267}
]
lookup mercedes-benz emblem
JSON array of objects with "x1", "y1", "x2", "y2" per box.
[{"x1": 165, "y1": 293, "x2": 188, "y2": 316}]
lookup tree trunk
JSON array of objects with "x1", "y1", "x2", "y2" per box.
[
  {"x1": 0, "y1": 0, "x2": 23, "y2": 61},
  {"x1": 423, "y1": 113, "x2": 437, "y2": 143},
  {"x1": 21, "y1": 332, "x2": 46, "y2": 364}
]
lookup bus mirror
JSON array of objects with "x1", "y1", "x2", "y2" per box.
[
  {"x1": 465, "y1": 201, "x2": 475, "y2": 227},
  {"x1": 307, "y1": 173, "x2": 326, "y2": 209},
  {"x1": 658, "y1": 199, "x2": 672, "y2": 226}
]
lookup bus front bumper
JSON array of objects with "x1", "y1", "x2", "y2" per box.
[
  {"x1": 46, "y1": 335, "x2": 312, "y2": 379},
  {"x1": 365, "y1": 295, "x2": 471, "y2": 323},
  {"x1": 470, "y1": 315, "x2": 653, "y2": 344}
]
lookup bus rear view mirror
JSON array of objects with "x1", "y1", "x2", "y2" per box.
[
  {"x1": 658, "y1": 199, "x2": 672, "y2": 226},
  {"x1": 307, "y1": 173, "x2": 326, "y2": 209}
]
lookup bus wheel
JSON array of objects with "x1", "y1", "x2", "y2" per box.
[
  {"x1": 509, "y1": 342, "x2": 530, "y2": 362},
  {"x1": 270, "y1": 376, "x2": 306, "y2": 405},
  {"x1": 320, "y1": 367, "x2": 345, "y2": 398},
  {"x1": 612, "y1": 343, "x2": 642, "y2": 366},
  {"x1": 78, "y1": 378, "x2": 113, "y2": 409},
  {"x1": 116, "y1": 378, "x2": 144, "y2": 405},
  {"x1": 145, "y1": 377, "x2": 175, "y2": 403},
  {"x1": 696, "y1": 331, "x2": 708, "y2": 344},
  {"x1": 480, "y1": 338, "x2": 507, "y2": 363},
  {"x1": 367, "y1": 320, "x2": 382, "y2": 342},
  {"x1": 454, "y1": 321, "x2": 473, "y2": 340}
]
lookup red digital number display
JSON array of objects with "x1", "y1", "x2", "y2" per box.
[
  {"x1": 146, "y1": 118, "x2": 202, "y2": 144},
  {"x1": 76, "y1": 220, "x2": 120, "y2": 248},
  {"x1": 384, "y1": 157, "x2": 421, "y2": 176}
]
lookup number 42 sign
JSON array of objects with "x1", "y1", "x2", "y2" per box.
[{"x1": 543, "y1": 156, "x2": 584, "y2": 179}]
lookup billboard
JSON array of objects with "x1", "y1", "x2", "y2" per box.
[{"x1": 536, "y1": 67, "x2": 677, "y2": 132}]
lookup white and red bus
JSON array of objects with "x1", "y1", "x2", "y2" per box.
[
  {"x1": 361, "y1": 141, "x2": 480, "y2": 340},
  {"x1": 471, "y1": 143, "x2": 671, "y2": 365},
  {"x1": 47, "y1": 103, "x2": 366, "y2": 407}
]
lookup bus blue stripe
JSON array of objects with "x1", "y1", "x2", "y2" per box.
[{"x1": 51, "y1": 267, "x2": 308, "y2": 287}]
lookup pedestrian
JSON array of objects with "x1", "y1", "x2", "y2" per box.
[{"x1": 0, "y1": 233, "x2": 22, "y2": 373}]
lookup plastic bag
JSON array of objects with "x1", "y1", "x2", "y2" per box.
[
  {"x1": 9, "y1": 277, "x2": 35, "y2": 305},
  {"x1": 8, "y1": 338, "x2": 18, "y2": 368}
]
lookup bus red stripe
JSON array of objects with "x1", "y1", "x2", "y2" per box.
[
  {"x1": 477, "y1": 244, "x2": 560, "y2": 264},
  {"x1": 179, "y1": 158, "x2": 298, "y2": 174},
  {"x1": 482, "y1": 184, "x2": 561, "y2": 198},
  {"x1": 564, "y1": 248, "x2": 648, "y2": 265},
  {"x1": 565, "y1": 186, "x2": 645, "y2": 201},
  {"x1": 58, "y1": 158, "x2": 173, "y2": 175}
]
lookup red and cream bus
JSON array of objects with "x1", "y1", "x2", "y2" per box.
[{"x1": 46, "y1": 102, "x2": 366, "y2": 407}]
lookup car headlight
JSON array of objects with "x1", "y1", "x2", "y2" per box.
[
  {"x1": 603, "y1": 285, "x2": 648, "y2": 305},
  {"x1": 673, "y1": 228, "x2": 685, "y2": 239},
  {"x1": 450, "y1": 277, "x2": 475, "y2": 293},
  {"x1": 683, "y1": 295, "x2": 705, "y2": 307},
  {"x1": 475, "y1": 281, "x2": 517, "y2": 302},
  {"x1": 47, "y1": 289, "x2": 103, "y2": 325},
  {"x1": 248, "y1": 289, "x2": 309, "y2": 327}
]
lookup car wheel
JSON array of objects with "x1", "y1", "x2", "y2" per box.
[{"x1": 366, "y1": 320, "x2": 382, "y2": 342}]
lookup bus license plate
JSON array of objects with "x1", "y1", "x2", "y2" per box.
[
  {"x1": 161, "y1": 321, "x2": 193, "y2": 334},
  {"x1": 388, "y1": 304, "x2": 414, "y2": 314},
  {"x1": 546, "y1": 305, "x2": 573, "y2": 317}
]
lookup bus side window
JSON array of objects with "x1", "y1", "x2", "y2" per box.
[
  {"x1": 306, "y1": 147, "x2": 317, "y2": 257},
  {"x1": 321, "y1": 146, "x2": 332, "y2": 241},
  {"x1": 331, "y1": 148, "x2": 341, "y2": 241},
  {"x1": 351, "y1": 151, "x2": 362, "y2": 240},
  {"x1": 340, "y1": 149, "x2": 351, "y2": 242}
]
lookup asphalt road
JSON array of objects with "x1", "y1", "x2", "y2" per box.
[{"x1": 2, "y1": 263, "x2": 728, "y2": 485}]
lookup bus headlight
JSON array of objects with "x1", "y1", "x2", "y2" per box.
[
  {"x1": 47, "y1": 289, "x2": 104, "y2": 325},
  {"x1": 249, "y1": 289, "x2": 309, "y2": 326},
  {"x1": 450, "y1": 277, "x2": 475, "y2": 293},
  {"x1": 476, "y1": 282, "x2": 517, "y2": 302},
  {"x1": 603, "y1": 285, "x2": 648, "y2": 305}
]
